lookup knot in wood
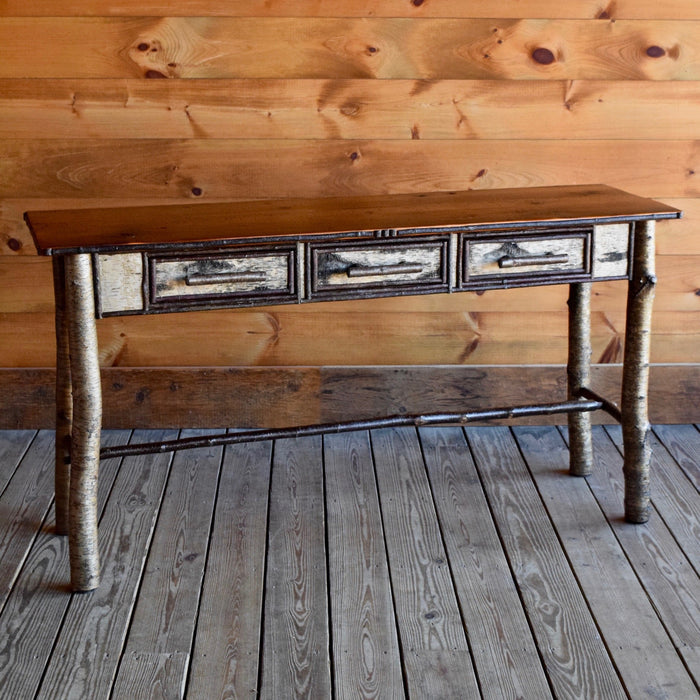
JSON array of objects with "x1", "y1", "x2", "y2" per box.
[
  {"x1": 646, "y1": 46, "x2": 666, "y2": 58},
  {"x1": 532, "y1": 48, "x2": 556, "y2": 65}
]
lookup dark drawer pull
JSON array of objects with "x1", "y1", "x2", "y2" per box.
[
  {"x1": 498, "y1": 253, "x2": 569, "y2": 269},
  {"x1": 347, "y1": 262, "x2": 424, "y2": 277},
  {"x1": 186, "y1": 270, "x2": 267, "y2": 286}
]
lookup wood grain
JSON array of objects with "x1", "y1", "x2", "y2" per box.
[
  {"x1": 2, "y1": 364, "x2": 699, "y2": 429},
  {"x1": 1, "y1": 18, "x2": 699, "y2": 80},
  {"x1": 324, "y1": 431, "x2": 403, "y2": 699},
  {"x1": 261, "y1": 436, "x2": 331, "y2": 699},
  {"x1": 465, "y1": 425, "x2": 627, "y2": 699},
  {"x1": 123, "y1": 431, "x2": 224, "y2": 654},
  {"x1": 562, "y1": 425, "x2": 700, "y2": 683},
  {"x1": 2, "y1": 308, "x2": 697, "y2": 368},
  {"x1": 1, "y1": 196, "x2": 695, "y2": 257},
  {"x1": 652, "y1": 424, "x2": 700, "y2": 490},
  {"x1": 187, "y1": 440, "x2": 272, "y2": 699},
  {"x1": 1, "y1": 0, "x2": 697, "y2": 381},
  {"x1": 5, "y1": 139, "x2": 698, "y2": 201},
  {"x1": 112, "y1": 652, "x2": 189, "y2": 700},
  {"x1": 23, "y1": 185, "x2": 678, "y2": 253},
  {"x1": 36, "y1": 430, "x2": 177, "y2": 699},
  {"x1": 515, "y1": 425, "x2": 699, "y2": 695},
  {"x1": 4, "y1": 1, "x2": 700, "y2": 19},
  {"x1": 419, "y1": 426, "x2": 553, "y2": 698},
  {"x1": 655, "y1": 198, "x2": 700, "y2": 255},
  {"x1": 606, "y1": 425, "x2": 700, "y2": 569},
  {"x1": 0, "y1": 424, "x2": 697, "y2": 697},
  {"x1": 369, "y1": 427, "x2": 479, "y2": 698},
  {"x1": 0, "y1": 429, "x2": 34, "y2": 493},
  {"x1": 3, "y1": 79, "x2": 700, "y2": 141},
  {"x1": 0, "y1": 430, "x2": 130, "y2": 698},
  {"x1": 0, "y1": 431, "x2": 56, "y2": 605}
]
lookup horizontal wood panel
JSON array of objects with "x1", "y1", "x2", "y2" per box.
[
  {"x1": 2, "y1": 80, "x2": 700, "y2": 141},
  {"x1": 2, "y1": 255, "x2": 697, "y2": 314},
  {"x1": 4, "y1": 2, "x2": 700, "y2": 20},
  {"x1": 2, "y1": 365, "x2": 697, "y2": 429},
  {"x1": 2, "y1": 310, "x2": 696, "y2": 367},
  {"x1": 0, "y1": 19, "x2": 698, "y2": 79},
  {"x1": 4, "y1": 196, "x2": 699, "y2": 256},
  {"x1": 1, "y1": 140, "x2": 697, "y2": 200},
  {"x1": 655, "y1": 198, "x2": 700, "y2": 254},
  {"x1": 1, "y1": 6, "x2": 696, "y2": 374}
]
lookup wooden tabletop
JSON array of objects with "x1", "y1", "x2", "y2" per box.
[{"x1": 25, "y1": 185, "x2": 681, "y2": 255}]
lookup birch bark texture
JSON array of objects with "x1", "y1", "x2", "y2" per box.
[
  {"x1": 621, "y1": 220, "x2": 656, "y2": 523},
  {"x1": 53, "y1": 256, "x2": 72, "y2": 535},
  {"x1": 64, "y1": 253, "x2": 103, "y2": 590},
  {"x1": 567, "y1": 282, "x2": 593, "y2": 477}
]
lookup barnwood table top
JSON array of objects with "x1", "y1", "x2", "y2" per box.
[{"x1": 25, "y1": 184, "x2": 680, "y2": 255}]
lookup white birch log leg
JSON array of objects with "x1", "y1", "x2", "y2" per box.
[
  {"x1": 65, "y1": 254, "x2": 103, "y2": 591},
  {"x1": 621, "y1": 221, "x2": 656, "y2": 523},
  {"x1": 567, "y1": 282, "x2": 593, "y2": 476},
  {"x1": 53, "y1": 256, "x2": 73, "y2": 535}
]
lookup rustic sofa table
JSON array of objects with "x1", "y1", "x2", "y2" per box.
[{"x1": 25, "y1": 184, "x2": 680, "y2": 592}]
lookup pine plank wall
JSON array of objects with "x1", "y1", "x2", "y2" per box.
[{"x1": 0, "y1": 1, "x2": 698, "y2": 427}]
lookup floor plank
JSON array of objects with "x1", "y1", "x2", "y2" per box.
[
  {"x1": 466, "y1": 425, "x2": 627, "y2": 699},
  {"x1": 0, "y1": 430, "x2": 130, "y2": 699},
  {"x1": 653, "y1": 424, "x2": 700, "y2": 491},
  {"x1": 419, "y1": 426, "x2": 554, "y2": 699},
  {"x1": 606, "y1": 424, "x2": 700, "y2": 570},
  {"x1": 122, "y1": 431, "x2": 225, "y2": 656},
  {"x1": 111, "y1": 652, "x2": 189, "y2": 700},
  {"x1": 260, "y1": 435, "x2": 331, "y2": 699},
  {"x1": 0, "y1": 429, "x2": 35, "y2": 494},
  {"x1": 0, "y1": 430, "x2": 59, "y2": 607},
  {"x1": 324, "y1": 431, "x2": 404, "y2": 700},
  {"x1": 1, "y1": 426, "x2": 698, "y2": 699},
  {"x1": 370, "y1": 427, "x2": 479, "y2": 699},
  {"x1": 565, "y1": 425, "x2": 700, "y2": 685},
  {"x1": 186, "y1": 439, "x2": 273, "y2": 700},
  {"x1": 516, "y1": 425, "x2": 699, "y2": 698},
  {"x1": 36, "y1": 430, "x2": 177, "y2": 700}
]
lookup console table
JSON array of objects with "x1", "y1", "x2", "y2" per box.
[{"x1": 25, "y1": 184, "x2": 681, "y2": 592}]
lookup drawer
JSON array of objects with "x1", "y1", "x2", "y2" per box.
[
  {"x1": 149, "y1": 246, "x2": 297, "y2": 308},
  {"x1": 308, "y1": 237, "x2": 449, "y2": 300},
  {"x1": 462, "y1": 230, "x2": 590, "y2": 286}
]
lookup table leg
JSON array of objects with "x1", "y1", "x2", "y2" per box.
[
  {"x1": 567, "y1": 282, "x2": 593, "y2": 476},
  {"x1": 53, "y1": 256, "x2": 72, "y2": 535},
  {"x1": 621, "y1": 220, "x2": 656, "y2": 523},
  {"x1": 64, "y1": 254, "x2": 103, "y2": 591}
]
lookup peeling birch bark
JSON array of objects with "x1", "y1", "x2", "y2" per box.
[
  {"x1": 567, "y1": 282, "x2": 593, "y2": 476},
  {"x1": 53, "y1": 256, "x2": 73, "y2": 535},
  {"x1": 64, "y1": 254, "x2": 102, "y2": 591},
  {"x1": 621, "y1": 221, "x2": 656, "y2": 523}
]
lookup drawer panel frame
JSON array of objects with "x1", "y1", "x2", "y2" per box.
[
  {"x1": 147, "y1": 244, "x2": 298, "y2": 313},
  {"x1": 306, "y1": 235, "x2": 451, "y2": 302},
  {"x1": 459, "y1": 227, "x2": 593, "y2": 290},
  {"x1": 93, "y1": 223, "x2": 633, "y2": 317}
]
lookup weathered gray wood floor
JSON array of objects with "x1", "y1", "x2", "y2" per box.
[{"x1": 0, "y1": 424, "x2": 698, "y2": 699}]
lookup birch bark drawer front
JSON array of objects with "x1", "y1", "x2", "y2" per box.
[
  {"x1": 149, "y1": 245, "x2": 297, "y2": 310},
  {"x1": 308, "y1": 236, "x2": 450, "y2": 300},
  {"x1": 461, "y1": 228, "x2": 591, "y2": 288}
]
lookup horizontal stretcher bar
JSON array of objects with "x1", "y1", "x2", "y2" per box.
[{"x1": 99, "y1": 396, "x2": 618, "y2": 460}]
